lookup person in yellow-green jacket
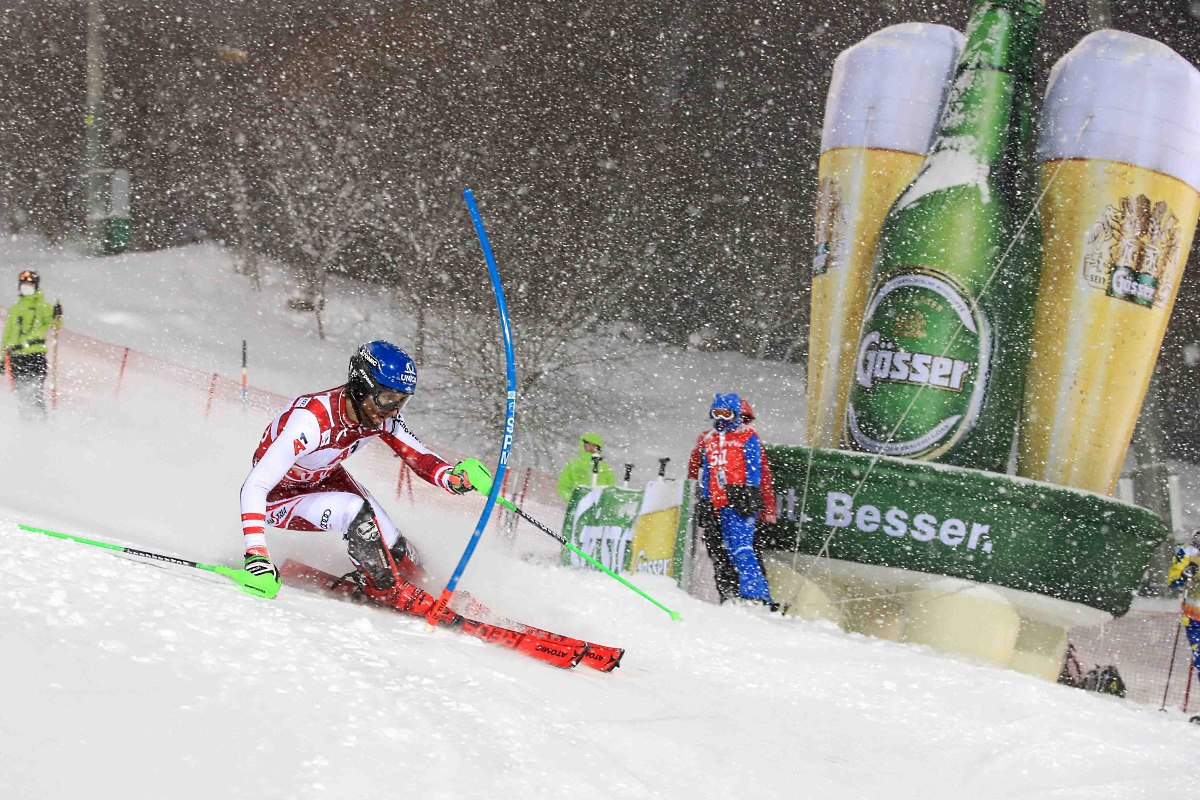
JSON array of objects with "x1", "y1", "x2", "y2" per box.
[
  {"x1": 2, "y1": 269, "x2": 62, "y2": 418},
  {"x1": 1167, "y1": 530, "x2": 1200, "y2": 694},
  {"x1": 556, "y1": 432, "x2": 616, "y2": 503}
]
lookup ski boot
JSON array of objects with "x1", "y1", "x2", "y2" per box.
[
  {"x1": 344, "y1": 502, "x2": 399, "y2": 591},
  {"x1": 346, "y1": 568, "x2": 462, "y2": 626}
]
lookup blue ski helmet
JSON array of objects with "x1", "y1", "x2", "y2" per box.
[
  {"x1": 709, "y1": 392, "x2": 742, "y2": 432},
  {"x1": 348, "y1": 341, "x2": 417, "y2": 418}
]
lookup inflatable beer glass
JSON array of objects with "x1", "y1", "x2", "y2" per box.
[
  {"x1": 1017, "y1": 31, "x2": 1200, "y2": 494},
  {"x1": 807, "y1": 24, "x2": 963, "y2": 448}
]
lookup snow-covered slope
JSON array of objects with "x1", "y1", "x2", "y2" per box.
[{"x1": 0, "y1": 237, "x2": 1195, "y2": 799}]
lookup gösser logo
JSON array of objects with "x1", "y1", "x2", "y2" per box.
[
  {"x1": 848, "y1": 270, "x2": 992, "y2": 459},
  {"x1": 855, "y1": 272, "x2": 982, "y2": 393},
  {"x1": 855, "y1": 331, "x2": 973, "y2": 392},
  {"x1": 824, "y1": 491, "x2": 994, "y2": 553}
]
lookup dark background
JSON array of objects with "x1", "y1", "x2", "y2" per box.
[{"x1": 2, "y1": 0, "x2": 1200, "y2": 456}]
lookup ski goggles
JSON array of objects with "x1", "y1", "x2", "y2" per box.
[
  {"x1": 373, "y1": 388, "x2": 412, "y2": 413},
  {"x1": 709, "y1": 407, "x2": 736, "y2": 421},
  {"x1": 18, "y1": 270, "x2": 37, "y2": 284}
]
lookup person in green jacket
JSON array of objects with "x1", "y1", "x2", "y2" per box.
[
  {"x1": 3, "y1": 269, "x2": 63, "y2": 417},
  {"x1": 556, "y1": 432, "x2": 616, "y2": 502}
]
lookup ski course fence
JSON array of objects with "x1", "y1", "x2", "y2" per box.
[{"x1": 1067, "y1": 604, "x2": 1196, "y2": 713}]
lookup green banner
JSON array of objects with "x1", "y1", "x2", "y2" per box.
[
  {"x1": 561, "y1": 485, "x2": 644, "y2": 572},
  {"x1": 672, "y1": 480, "x2": 695, "y2": 582},
  {"x1": 757, "y1": 445, "x2": 1166, "y2": 617}
]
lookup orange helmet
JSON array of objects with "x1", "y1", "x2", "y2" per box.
[{"x1": 18, "y1": 269, "x2": 39, "y2": 289}]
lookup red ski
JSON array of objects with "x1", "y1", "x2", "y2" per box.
[
  {"x1": 458, "y1": 596, "x2": 624, "y2": 673},
  {"x1": 279, "y1": 560, "x2": 619, "y2": 672}
]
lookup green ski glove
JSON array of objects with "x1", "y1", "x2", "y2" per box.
[
  {"x1": 240, "y1": 554, "x2": 282, "y2": 599},
  {"x1": 447, "y1": 458, "x2": 494, "y2": 496}
]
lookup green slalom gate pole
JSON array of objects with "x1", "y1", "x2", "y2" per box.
[
  {"x1": 496, "y1": 498, "x2": 682, "y2": 621},
  {"x1": 16, "y1": 524, "x2": 279, "y2": 598}
]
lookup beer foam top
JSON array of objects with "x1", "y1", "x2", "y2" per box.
[
  {"x1": 1040, "y1": 30, "x2": 1200, "y2": 192},
  {"x1": 821, "y1": 23, "x2": 964, "y2": 155}
]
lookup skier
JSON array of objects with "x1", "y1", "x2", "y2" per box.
[
  {"x1": 237, "y1": 340, "x2": 492, "y2": 608},
  {"x1": 556, "y1": 431, "x2": 616, "y2": 503},
  {"x1": 693, "y1": 392, "x2": 775, "y2": 608},
  {"x1": 1167, "y1": 530, "x2": 1200, "y2": 689},
  {"x1": 688, "y1": 397, "x2": 778, "y2": 603},
  {"x1": 2, "y1": 269, "x2": 62, "y2": 418}
]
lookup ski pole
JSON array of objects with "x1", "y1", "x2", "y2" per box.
[
  {"x1": 50, "y1": 316, "x2": 61, "y2": 410},
  {"x1": 1184, "y1": 654, "x2": 1195, "y2": 714},
  {"x1": 496, "y1": 497, "x2": 682, "y2": 621},
  {"x1": 16, "y1": 523, "x2": 278, "y2": 598},
  {"x1": 1161, "y1": 609, "x2": 1185, "y2": 711},
  {"x1": 427, "y1": 187, "x2": 516, "y2": 630},
  {"x1": 241, "y1": 339, "x2": 248, "y2": 409}
]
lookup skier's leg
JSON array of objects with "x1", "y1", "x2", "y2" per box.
[
  {"x1": 700, "y1": 521, "x2": 738, "y2": 602},
  {"x1": 342, "y1": 476, "x2": 425, "y2": 583},
  {"x1": 339, "y1": 491, "x2": 448, "y2": 616},
  {"x1": 264, "y1": 489, "x2": 361, "y2": 533},
  {"x1": 344, "y1": 498, "x2": 398, "y2": 590},
  {"x1": 1187, "y1": 619, "x2": 1200, "y2": 685},
  {"x1": 265, "y1": 489, "x2": 410, "y2": 590},
  {"x1": 31, "y1": 353, "x2": 47, "y2": 414},
  {"x1": 263, "y1": 470, "x2": 429, "y2": 600},
  {"x1": 10, "y1": 354, "x2": 45, "y2": 419},
  {"x1": 718, "y1": 506, "x2": 772, "y2": 603}
]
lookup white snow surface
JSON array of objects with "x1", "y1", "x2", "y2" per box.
[{"x1": 0, "y1": 236, "x2": 1195, "y2": 799}]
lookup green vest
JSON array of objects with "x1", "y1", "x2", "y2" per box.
[
  {"x1": 3, "y1": 292, "x2": 60, "y2": 356},
  {"x1": 557, "y1": 445, "x2": 617, "y2": 502}
]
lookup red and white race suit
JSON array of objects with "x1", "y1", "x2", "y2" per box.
[{"x1": 239, "y1": 385, "x2": 456, "y2": 557}]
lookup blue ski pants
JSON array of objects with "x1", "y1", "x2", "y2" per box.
[
  {"x1": 1187, "y1": 618, "x2": 1200, "y2": 683},
  {"x1": 719, "y1": 506, "x2": 772, "y2": 602}
]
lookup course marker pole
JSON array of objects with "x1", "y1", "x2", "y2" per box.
[{"x1": 427, "y1": 188, "x2": 517, "y2": 629}]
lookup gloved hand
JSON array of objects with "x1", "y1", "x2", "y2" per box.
[
  {"x1": 52, "y1": 301, "x2": 62, "y2": 319},
  {"x1": 694, "y1": 497, "x2": 719, "y2": 530},
  {"x1": 725, "y1": 484, "x2": 764, "y2": 518},
  {"x1": 242, "y1": 553, "x2": 281, "y2": 599},
  {"x1": 1184, "y1": 563, "x2": 1198, "y2": 581},
  {"x1": 446, "y1": 458, "x2": 494, "y2": 495}
]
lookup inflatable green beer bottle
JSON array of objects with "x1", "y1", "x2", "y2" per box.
[{"x1": 845, "y1": 0, "x2": 1043, "y2": 472}]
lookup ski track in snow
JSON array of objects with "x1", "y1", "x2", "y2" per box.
[{"x1": 0, "y1": 237, "x2": 1196, "y2": 798}]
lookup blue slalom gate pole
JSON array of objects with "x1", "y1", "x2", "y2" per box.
[{"x1": 427, "y1": 188, "x2": 517, "y2": 628}]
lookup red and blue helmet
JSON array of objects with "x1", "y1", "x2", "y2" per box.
[{"x1": 348, "y1": 341, "x2": 417, "y2": 418}]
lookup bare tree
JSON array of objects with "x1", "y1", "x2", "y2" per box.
[
  {"x1": 370, "y1": 174, "x2": 470, "y2": 363},
  {"x1": 257, "y1": 95, "x2": 373, "y2": 338}
]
